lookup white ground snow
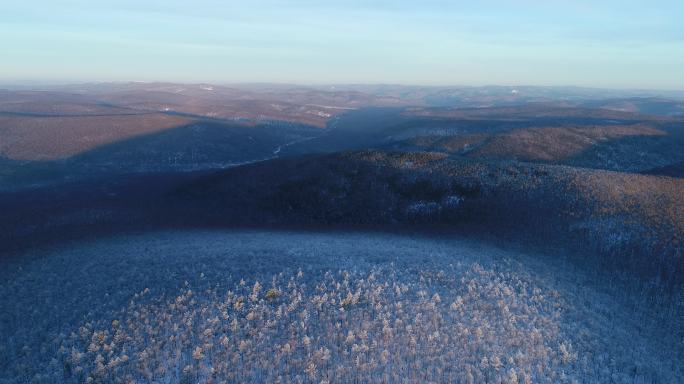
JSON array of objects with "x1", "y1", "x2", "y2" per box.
[{"x1": 0, "y1": 230, "x2": 682, "y2": 383}]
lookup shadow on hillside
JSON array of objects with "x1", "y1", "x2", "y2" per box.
[
  {"x1": 279, "y1": 106, "x2": 667, "y2": 160},
  {"x1": 160, "y1": 151, "x2": 684, "y2": 288},
  {"x1": 0, "y1": 119, "x2": 321, "y2": 190},
  {"x1": 564, "y1": 134, "x2": 684, "y2": 173},
  {"x1": 1, "y1": 149, "x2": 683, "y2": 292}
]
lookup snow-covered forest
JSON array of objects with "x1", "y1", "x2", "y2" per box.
[{"x1": 1, "y1": 231, "x2": 681, "y2": 383}]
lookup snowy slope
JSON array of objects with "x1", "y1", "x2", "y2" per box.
[{"x1": 1, "y1": 231, "x2": 681, "y2": 383}]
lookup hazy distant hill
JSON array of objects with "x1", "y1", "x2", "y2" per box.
[{"x1": 2, "y1": 83, "x2": 682, "y2": 161}]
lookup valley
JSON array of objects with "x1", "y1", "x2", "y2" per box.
[{"x1": 1, "y1": 83, "x2": 683, "y2": 383}]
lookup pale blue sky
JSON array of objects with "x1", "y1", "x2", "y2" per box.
[{"x1": 1, "y1": 0, "x2": 683, "y2": 89}]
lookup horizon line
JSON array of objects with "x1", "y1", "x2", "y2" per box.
[{"x1": 1, "y1": 80, "x2": 684, "y2": 94}]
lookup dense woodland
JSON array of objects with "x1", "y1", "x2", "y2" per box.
[{"x1": 1, "y1": 85, "x2": 683, "y2": 383}]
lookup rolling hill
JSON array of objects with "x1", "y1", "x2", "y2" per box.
[
  {"x1": 167, "y1": 151, "x2": 684, "y2": 286},
  {"x1": 1, "y1": 84, "x2": 683, "y2": 383}
]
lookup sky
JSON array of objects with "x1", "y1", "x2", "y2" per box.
[{"x1": 1, "y1": 0, "x2": 683, "y2": 89}]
